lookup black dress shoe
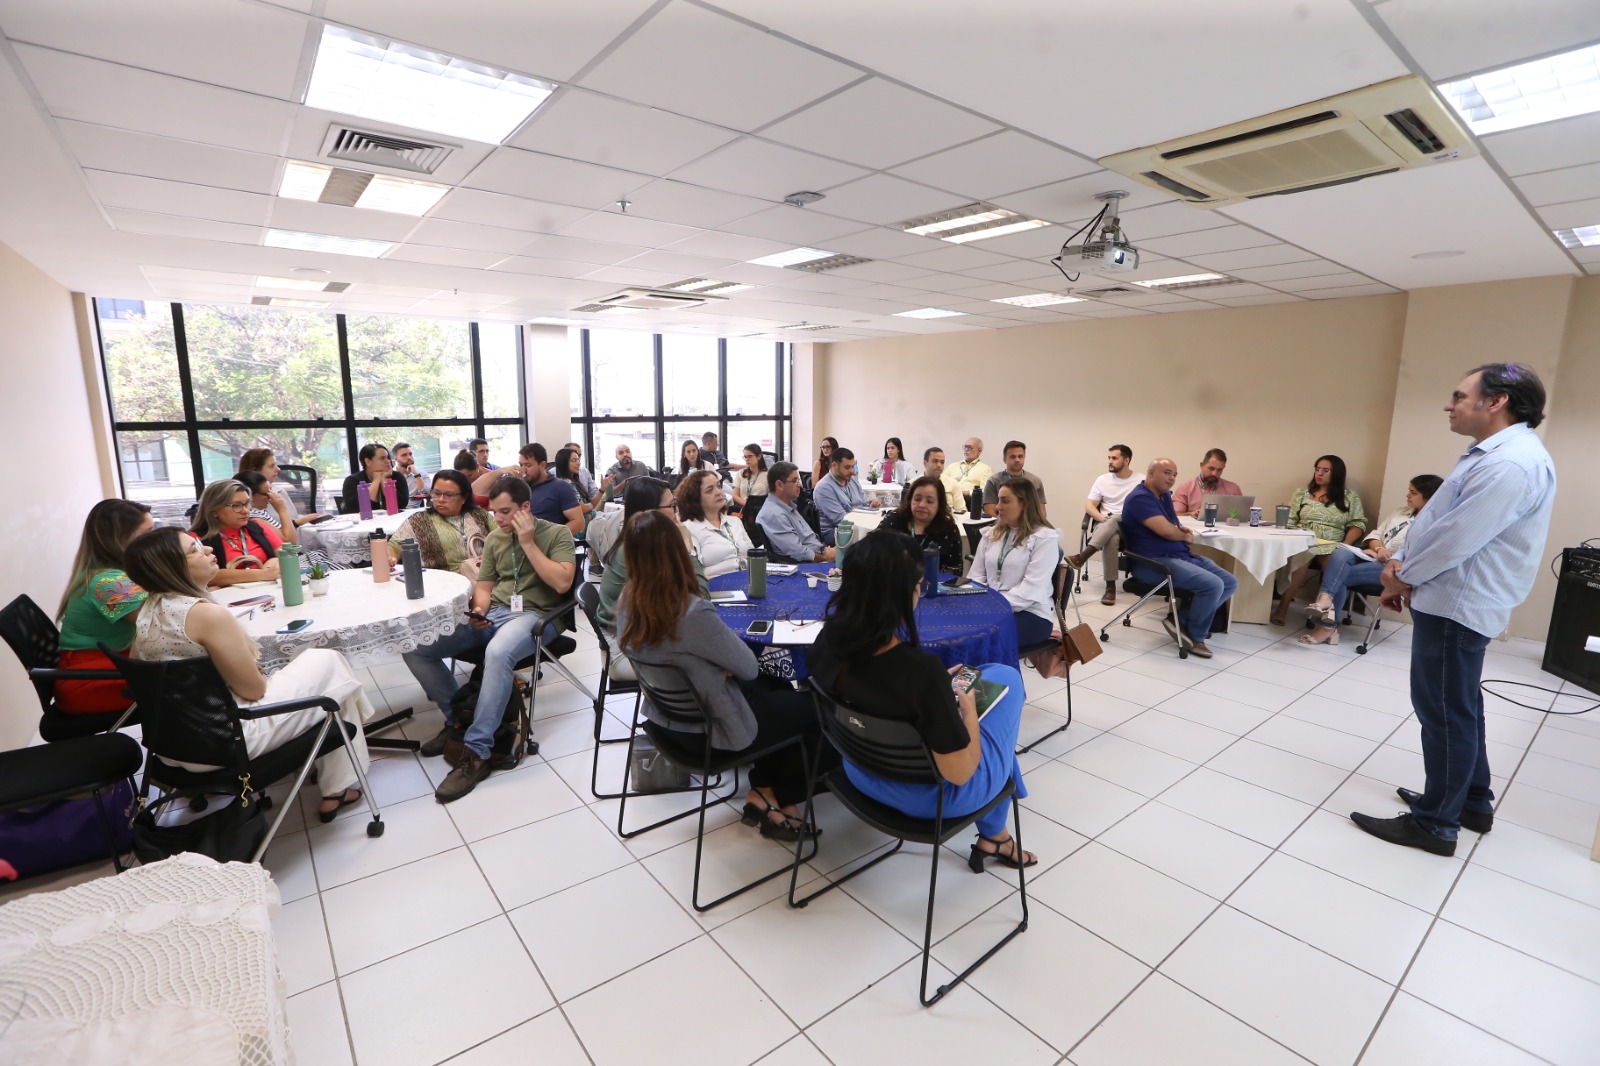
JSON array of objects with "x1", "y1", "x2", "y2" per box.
[
  {"x1": 1396, "y1": 787, "x2": 1493, "y2": 834},
  {"x1": 1350, "y1": 811, "x2": 1455, "y2": 856}
]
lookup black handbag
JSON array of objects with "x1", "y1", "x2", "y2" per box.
[
  {"x1": 131, "y1": 787, "x2": 268, "y2": 864},
  {"x1": 444, "y1": 665, "x2": 531, "y2": 770}
]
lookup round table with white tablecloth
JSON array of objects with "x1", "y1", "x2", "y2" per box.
[
  {"x1": 861, "y1": 481, "x2": 902, "y2": 506},
  {"x1": 302, "y1": 510, "x2": 420, "y2": 567},
  {"x1": 1179, "y1": 516, "x2": 1318, "y2": 624},
  {"x1": 235, "y1": 568, "x2": 471, "y2": 674}
]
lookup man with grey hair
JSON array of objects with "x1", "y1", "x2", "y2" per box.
[
  {"x1": 949, "y1": 437, "x2": 992, "y2": 506},
  {"x1": 1352, "y1": 363, "x2": 1555, "y2": 857}
]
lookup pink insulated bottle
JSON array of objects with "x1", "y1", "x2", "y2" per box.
[{"x1": 382, "y1": 479, "x2": 398, "y2": 515}]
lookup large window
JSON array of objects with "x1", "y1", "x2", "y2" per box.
[
  {"x1": 570, "y1": 329, "x2": 789, "y2": 476},
  {"x1": 96, "y1": 300, "x2": 525, "y2": 523}
]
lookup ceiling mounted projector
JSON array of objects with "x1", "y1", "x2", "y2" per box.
[{"x1": 1051, "y1": 191, "x2": 1139, "y2": 278}]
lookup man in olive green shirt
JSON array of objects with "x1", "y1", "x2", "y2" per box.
[{"x1": 403, "y1": 475, "x2": 576, "y2": 802}]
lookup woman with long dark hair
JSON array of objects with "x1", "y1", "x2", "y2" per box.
[
  {"x1": 617, "y1": 510, "x2": 822, "y2": 841},
  {"x1": 54, "y1": 499, "x2": 153, "y2": 714},
  {"x1": 238, "y1": 447, "x2": 324, "y2": 527},
  {"x1": 878, "y1": 475, "x2": 962, "y2": 574},
  {"x1": 1272, "y1": 454, "x2": 1369, "y2": 624},
  {"x1": 678, "y1": 439, "x2": 714, "y2": 478},
  {"x1": 811, "y1": 436, "x2": 839, "y2": 488},
  {"x1": 968, "y1": 478, "x2": 1059, "y2": 647},
  {"x1": 596, "y1": 477, "x2": 707, "y2": 632},
  {"x1": 731, "y1": 444, "x2": 768, "y2": 514},
  {"x1": 386, "y1": 469, "x2": 490, "y2": 575},
  {"x1": 879, "y1": 437, "x2": 911, "y2": 484},
  {"x1": 341, "y1": 442, "x2": 408, "y2": 514},
  {"x1": 810, "y1": 531, "x2": 1036, "y2": 869},
  {"x1": 552, "y1": 446, "x2": 595, "y2": 525}
]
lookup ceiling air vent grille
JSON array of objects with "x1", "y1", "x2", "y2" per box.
[
  {"x1": 570, "y1": 288, "x2": 728, "y2": 314},
  {"x1": 780, "y1": 323, "x2": 836, "y2": 332},
  {"x1": 321, "y1": 126, "x2": 457, "y2": 175},
  {"x1": 789, "y1": 255, "x2": 870, "y2": 273},
  {"x1": 1076, "y1": 286, "x2": 1137, "y2": 297}
]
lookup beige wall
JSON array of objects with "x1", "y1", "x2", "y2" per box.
[
  {"x1": 0, "y1": 241, "x2": 109, "y2": 749},
  {"x1": 524, "y1": 324, "x2": 574, "y2": 451},
  {"x1": 814, "y1": 279, "x2": 1598, "y2": 641},
  {"x1": 817, "y1": 293, "x2": 1410, "y2": 535}
]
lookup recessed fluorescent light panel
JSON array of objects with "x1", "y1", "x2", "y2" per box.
[
  {"x1": 306, "y1": 25, "x2": 556, "y2": 144},
  {"x1": 893, "y1": 308, "x2": 966, "y2": 319},
  {"x1": 746, "y1": 247, "x2": 836, "y2": 268},
  {"x1": 1133, "y1": 273, "x2": 1228, "y2": 288},
  {"x1": 991, "y1": 293, "x2": 1085, "y2": 307},
  {"x1": 1554, "y1": 225, "x2": 1600, "y2": 248},
  {"x1": 900, "y1": 203, "x2": 1050, "y2": 244},
  {"x1": 1439, "y1": 42, "x2": 1600, "y2": 135},
  {"x1": 264, "y1": 229, "x2": 393, "y2": 257},
  {"x1": 663, "y1": 278, "x2": 753, "y2": 294},
  {"x1": 255, "y1": 275, "x2": 329, "y2": 291}
]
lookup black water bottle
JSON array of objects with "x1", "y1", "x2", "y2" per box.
[
  {"x1": 922, "y1": 547, "x2": 940, "y2": 596},
  {"x1": 401, "y1": 540, "x2": 425, "y2": 600}
]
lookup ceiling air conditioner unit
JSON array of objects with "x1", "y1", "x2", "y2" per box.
[
  {"x1": 571, "y1": 288, "x2": 729, "y2": 313},
  {"x1": 1099, "y1": 76, "x2": 1476, "y2": 208}
]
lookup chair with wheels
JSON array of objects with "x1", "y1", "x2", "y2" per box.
[
  {"x1": 0, "y1": 732, "x2": 145, "y2": 875},
  {"x1": 1100, "y1": 551, "x2": 1193, "y2": 659},
  {"x1": 103, "y1": 648, "x2": 384, "y2": 861},
  {"x1": 1074, "y1": 515, "x2": 1098, "y2": 594},
  {"x1": 789, "y1": 685, "x2": 1028, "y2": 1006},
  {"x1": 276, "y1": 463, "x2": 320, "y2": 518},
  {"x1": 618, "y1": 661, "x2": 816, "y2": 911},
  {"x1": 0, "y1": 594, "x2": 141, "y2": 742},
  {"x1": 575, "y1": 582, "x2": 640, "y2": 799},
  {"x1": 452, "y1": 596, "x2": 595, "y2": 757},
  {"x1": 1307, "y1": 582, "x2": 1387, "y2": 653}
]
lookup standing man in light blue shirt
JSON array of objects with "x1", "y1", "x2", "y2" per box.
[
  {"x1": 810, "y1": 447, "x2": 880, "y2": 545},
  {"x1": 1352, "y1": 363, "x2": 1556, "y2": 857},
  {"x1": 756, "y1": 463, "x2": 835, "y2": 564}
]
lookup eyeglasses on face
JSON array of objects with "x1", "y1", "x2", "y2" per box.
[
  {"x1": 432, "y1": 490, "x2": 464, "y2": 500},
  {"x1": 225, "y1": 501, "x2": 251, "y2": 512}
]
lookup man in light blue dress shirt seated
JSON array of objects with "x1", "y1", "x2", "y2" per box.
[
  {"x1": 1352, "y1": 363, "x2": 1556, "y2": 857},
  {"x1": 810, "y1": 447, "x2": 881, "y2": 545},
  {"x1": 756, "y1": 462, "x2": 835, "y2": 564}
]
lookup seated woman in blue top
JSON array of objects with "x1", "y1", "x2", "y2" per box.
[{"x1": 809, "y1": 531, "x2": 1037, "y2": 870}]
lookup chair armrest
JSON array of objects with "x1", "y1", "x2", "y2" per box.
[
  {"x1": 235, "y1": 695, "x2": 340, "y2": 720},
  {"x1": 529, "y1": 596, "x2": 579, "y2": 630},
  {"x1": 1121, "y1": 551, "x2": 1175, "y2": 578},
  {"x1": 28, "y1": 667, "x2": 124, "y2": 682}
]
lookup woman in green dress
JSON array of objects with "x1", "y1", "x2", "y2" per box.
[{"x1": 1272, "y1": 454, "x2": 1368, "y2": 625}]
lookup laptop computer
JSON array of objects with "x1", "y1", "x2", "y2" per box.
[{"x1": 1201, "y1": 494, "x2": 1256, "y2": 518}]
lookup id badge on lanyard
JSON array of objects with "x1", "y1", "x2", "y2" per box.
[{"x1": 509, "y1": 543, "x2": 525, "y2": 613}]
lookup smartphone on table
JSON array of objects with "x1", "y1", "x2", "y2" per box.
[
  {"x1": 276, "y1": 618, "x2": 314, "y2": 634},
  {"x1": 745, "y1": 619, "x2": 774, "y2": 636}
]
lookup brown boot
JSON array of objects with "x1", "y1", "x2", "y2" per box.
[
  {"x1": 1101, "y1": 587, "x2": 1117, "y2": 606},
  {"x1": 419, "y1": 723, "x2": 455, "y2": 758},
  {"x1": 1066, "y1": 548, "x2": 1095, "y2": 570},
  {"x1": 435, "y1": 752, "x2": 492, "y2": 803}
]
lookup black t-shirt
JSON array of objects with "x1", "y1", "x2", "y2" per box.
[
  {"x1": 877, "y1": 512, "x2": 963, "y2": 574},
  {"x1": 809, "y1": 634, "x2": 970, "y2": 755}
]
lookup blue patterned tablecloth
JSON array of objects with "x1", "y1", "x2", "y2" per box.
[{"x1": 708, "y1": 563, "x2": 1020, "y2": 680}]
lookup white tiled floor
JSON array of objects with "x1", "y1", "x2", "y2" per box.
[{"x1": 7, "y1": 594, "x2": 1600, "y2": 1065}]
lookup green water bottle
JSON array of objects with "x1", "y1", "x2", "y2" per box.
[
  {"x1": 835, "y1": 517, "x2": 854, "y2": 569},
  {"x1": 278, "y1": 542, "x2": 304, "y2": 607},
  {"x1": 747, "y1": 547, "x2": 767, "y2": 599}
]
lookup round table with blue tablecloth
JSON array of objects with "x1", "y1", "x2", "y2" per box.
[{"x1": 708, "y1": 563, "x2": 1020, "y2": 680}]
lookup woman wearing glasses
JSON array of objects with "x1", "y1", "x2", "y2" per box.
[
  {"x1": 968, "y1": 479, "x2": 1060, "y2": 648},
  {"x1": 386, "y1": 470, "x2": 490, "y2": 577},
  {"x1": 678, "y1": 470, "x2": 752, "y2": 579},
  {"x1": 596, "y1": 477, "x2": 708, "y2": 633},
  {"x1": 1271, "y1": 454, "x2": 1368, "y2": 625},
  {"x1": 189, "y1": 479, "x2": 283, "y2": 588}
]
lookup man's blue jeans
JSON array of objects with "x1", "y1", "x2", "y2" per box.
[
  {"x1": 403, "y1": 606, "x2": 559, "y2": 760},
  {"x1": 1407, "y1": 608, "x2": 1494, "y2": 841},
  {"x1": 1133, "y1": 553, "x2": 1238, "y2": 643}
]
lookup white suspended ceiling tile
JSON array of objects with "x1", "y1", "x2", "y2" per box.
[
  {"x1": 516, "y1": 234, "x2": 650, "y2": 267},
  {"x1": 557, "y1": 210, "x2": 700, "y2": 248},
  {"x1": 803, "y1": 174, "x2": 968, "y2": 226},
  {"x1": 1193, "y1": 244, "x2": 1323, "y2": 270},
  {"x1": 711, "y1": 0, "x2": 1404, "y2": 159},
  {"x1": 431, "y1": 190, "x2": 587, "y2": 234},
  {"x1": 1536, "y1": 197, "x2": 1600, "y2": 229},
  {"x1": 659, "y1": 230, "x2": 795, "y2": 263},
  {"x1": 509, "y1": 88, "x2": 739, "y2": 177},
  {"x1": 1481, "y1": 114, "x2": 1600, "y2": 178},
  {"x1": 321, "y1": 0, "x2": 659, "y2": 85},
  {"x1": 407, "y1": 218, "x2": 546, "y2": 254},
  {"x1": 55, "y1": 122, "x2": 280, "y2": 195},
  {"x1": 718, "y1": 204, "x2": 865, "y2": 246},
  {"x1": 265, "y1": 198, "x2": 419, "y2": 242},
  {"x1": 819, "y1": 260, "x2": 935, "y2": 284},
  {"x1": 1139, "y1": 226, "x2": 1282, "y2": 259},
  {"x1": 991, "y1": 170, "x2": 1169, "y2": 226},
  {"x1": 618, "y1": 179, "x2": 771, "y2": 228},
  {"x1": 107, "y1": 208, "x2": 262, "y2": 245},
  {"x1": 1270, "y1": 270, "x2": 1378, "y2": 293},
  {"x1": 1515, "y1": 163, "x2": 1600, "y2": 208},
  {"x1": 618, "y1": 249, "x2": 741, "y2": 277},
  {"x1": 959, "y1": 260, "x2": 1068, "y2": 283},
  {"x1": 892, "y1": 244, "x2": 1014, "y2": 272},
  {"x1": 964, "y1": 224, "x2": 1071, "y2": 260},
  {"x1": 667, "y1": 138, "x2": 868, "y2": 201},
  {"x1": 13, "y1": 45, "x2": 296, "y2": 156},
  {"x1": 1166, "y1": 281, "x2": 1274, "y2": 299},
  {"x1": 1228, "y1": 260, "x2": 1352, "y2": 283},
  {"x1": 1118, "y1": 200, "x2": 1237, "y2": 240},
  {"x1": 84, "y1": 170, "x2": 272, "y2": 226},
  {"x1": 890, "y1": 131, "x2": 1099, "y2": 202},
  {"x1": 0, "y1": 0, "x2": 309, "y2": 99},
  {"x1": 577, "y1": 2, "x2": 863, "y2": 133},
  {"x1": 1211, "y1": 293, "x2": 1306, "y2": 306},
  {"x1": 460, "y1": 148, "x2": 648, "y2": 211},
  {"x1": 757, "y1": 77, "x2": 1001, "y2": 170},
  {"x1": 577, "y1": 264, "x2": 688, "y2": 289},
  {"x1": 898, "y1": 271, "x2": 1002, "y2": 293},
  {"x1": 1370, "y1": 0, "x2": 1600, "y2": 81},
  {"x1": 823, "y1": 226, "x2": 945, "y2": 260},
  {"x1": 840, "y1": 282, "x2": 930, "y2": 301},
  {"x1": 1296, "y1": 283, "x2": 1401, "y2": 299},
  {"x1": 384, "y1": 245, "x2": 509, "y2": 269}
]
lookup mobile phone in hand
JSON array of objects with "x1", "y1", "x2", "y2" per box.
[
  {"x1": 950, "y1": 665, "x2": 980, "y2": 695},
  {"x1": 465, "y1": 609, "x2": 491, "y2": 623}
]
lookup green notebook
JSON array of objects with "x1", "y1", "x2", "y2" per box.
[{"x1": 973, "y1": 676, "x2": 1010, "y2": 718}]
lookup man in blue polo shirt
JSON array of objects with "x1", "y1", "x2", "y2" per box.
[
  {"x1": 519, "y1": 443, "x2": 584, "y2": 536},
  {"x1": 1120, "y1": 457, "x2": 1237, "y2": 659}
]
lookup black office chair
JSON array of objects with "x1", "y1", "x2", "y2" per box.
[
  {"x1": 1101, "y1": 551, "x2": 1193, "y2": 659},
  {"x1": 0, "y1": 595, "x2": 141, "y2": 741},
  {"x1": 452, "y1": 596, "x2": 592, "y2": 755},
  {"x1": 0, "y1": 733, "x2": 144, "y2": 875},
  {"x1": 1016, "y1": 562, "x2": 1078, "y2": 754},
  {"x1": 740, "y1": 493, "x2": 767, "y2": 538},
  {"x1": 618, "y1": 661, "x2": 816, "y2": 911},
  {"x1": 1074, "y1": 515, "x2": 1097, "y2": 594},
  {"x1": 962, "y1": 517, "x2": 996, "y2": 559},
  {"x1": 790, "y1": 685, "x2": 1028, "y2": 1007},
  {"x1": 798, "y1": 471, "x2": 813, "y2": 493},
  {"x1": 103, "y1": 648, "x2": 384, "y2": 861},
  {"x1": 277, "y1": 463, "x2": 320, "y2": 517},
  {"x1": 575, "y1": 583, "x2": 641, "y2": 799}
]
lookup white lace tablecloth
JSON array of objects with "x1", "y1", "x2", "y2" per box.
[
  {"x1": 1180, "y1": 516, "x2": 1318, "y2": 584},
  {"x1": 237, "y1": 568, "x2": 471, "y2": 674},
  {"x1": 305, "y1": 510, "x2": 420, "y2": 566},
  {"x1": 0, "y1": 853, "x2": 288, "y2": 1066},
  {"x1": 862, "y1": 482, "x2": 903, "y2": 503}
]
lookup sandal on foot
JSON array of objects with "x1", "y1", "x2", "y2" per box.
[
  {"x1": 968, "y1": 834, "x2": 1038, "y2": 872},
  {"x1": 1304, "y1": 602, "x2": 1337, "y2": 626},
  {"x1": 318, "y1": 788, "x2": 362, "y2": 823},
  {"x1": 1297, "y1": 627, "x2": 1339, "y2": 646}
]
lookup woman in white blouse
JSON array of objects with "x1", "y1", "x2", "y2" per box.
[
  {"x1": 968, "y1": 479, "x2": 1060, "y2": 646},
  {"x1": 678, "y1": 470, "x2": 752, "y2": 578},
  {"x1": 731, "y1": 444, "x2": 769, "y2": 514},
  {"x1": 1299, "y1": 474, "x2": 1442, "y2": 646}
]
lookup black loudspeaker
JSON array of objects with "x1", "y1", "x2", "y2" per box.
[{"x1": 1542, "y1": 547, "x2": 1600, "y2": 697}]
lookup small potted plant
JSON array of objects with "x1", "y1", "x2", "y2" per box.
[
  {"x1": 1226, "y1": 507, "x2": 1242, "y2": 527},
  {"x1": 866, "y1": 467, "x2": 880, "y2": 484},
  {"x1": 826, "y1": 566, "x2": 843, "y2": 592},
  {"x1": 308, "y1": 562, "x2": 330, "y2": 597}
]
